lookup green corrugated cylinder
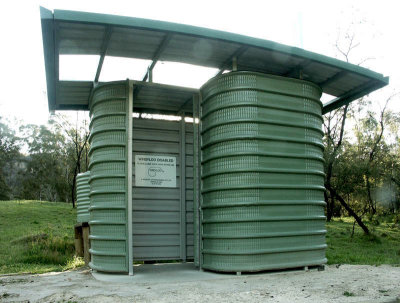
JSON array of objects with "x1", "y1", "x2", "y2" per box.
[
  {"x1": 76, "y1": 171, "x2": 90, "y2": 223},
  {"x1": 88, "y1": 81, "x2": 129, "y2": 273},
  {"x1": 200, "y1": 71, "x2": 327, "y2": 272}
]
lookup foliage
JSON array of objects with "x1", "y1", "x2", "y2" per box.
[
  {"x1": 0, "y1": 200, "x2": 83, "y2": 274},
  {"x1": 0, "y1": 114, "x2": 89, "y2": 205},
  {"x1": 343, "y1": 291, "x2": 355, "y2": 297},
  {"x1": 0, "y1": 117, "x2": 20, "y2": 200},
  {"x1": 323, "y1": 96, "x2": 400, "y2": 225},
  {"x1": 322, "y1": 21, "x2": 400, "y2": 231},
  {"x1": 18, "y1": 123, "x2": 69, "y2": 202},
  {"x1": 50, "y1": 114, "x2": 90, "y2": 207}
]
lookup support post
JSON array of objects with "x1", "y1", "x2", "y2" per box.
[
  {"x1": 193, "y1": 94, "x2": 202, "y2": 270},
  {"x1": 180, "y1": 113, "x2": 187, "y2": 261},
  {"x1": 232, "y1": 56, "x2": 238, "y2": 71},
  {"x1": 127, "y1": 81, "x2": 134, "y2": 275},
  {"x1": 74, "y1": 223, "x2": 83, "y2": 257},
  {"x1": 82, "y1": 223, "x2": 90, "y2": 265},
  {"x1": 198, "y1": 94, "x2": 203, "y2": 270},
  {"x1": 193, "y1": 95, "x2": 199, "y2": 268}
]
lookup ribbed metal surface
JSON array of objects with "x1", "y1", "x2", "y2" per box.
[
  {"x1": 200, "y1": 71, "x2": 327, "y2": 272},
  {"x1": 131, "y1": 118, "x2": 194, "y2": 261},
  {"x1": 88, "y1": 81, "x2": 128, "y2": 273},
  {"x1": 76, "y1": 171, "x2": 90, "y2": 223}
]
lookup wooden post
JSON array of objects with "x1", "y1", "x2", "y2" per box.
[
  {"x1": 82, "y1": 223, "x2": 91, "y2": 265},
  {"x1": 74, "y1": 223, "x2": 84, "y2": 257}
]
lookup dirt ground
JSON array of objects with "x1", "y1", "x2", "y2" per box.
[{"x1": 1, "y1": 264, "x2": 399, "y2": 303}]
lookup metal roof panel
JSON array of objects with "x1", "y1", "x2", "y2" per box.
[{"x1": 40, "y1": 7, "x2": 389, "y2": 114}]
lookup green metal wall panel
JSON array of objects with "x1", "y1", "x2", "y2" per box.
[
  {"x1": 76, "y1": 171, "x2": 90, "y2": 223},
  {"x1": 130, "y1": 118, "x2": 194, "y2": 261},
  {"x1": 200, "y1": 72, "x2": 327, "y2": 272},
  {"x1": 88, "y1": 81, "x2": 129, "y2": 273}
]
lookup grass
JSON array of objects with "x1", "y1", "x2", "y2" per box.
[
  {"x1": 326, "y1": 217, "x2": 400, "y2": 265},
  {"x1": 0, "y1": 200, "x2": 84, "y2": 275}
]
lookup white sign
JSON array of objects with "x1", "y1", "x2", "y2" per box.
[{"x1": 135, "y1": 155, "x2": 176, "y2": 187}]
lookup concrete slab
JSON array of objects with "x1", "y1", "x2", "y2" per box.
[
  {"x1": 2, "y1": 265, "x2": 400, "y2": 302},
  {"x1": 92, "y1": 262, "x2": 224, "y2": 284}
]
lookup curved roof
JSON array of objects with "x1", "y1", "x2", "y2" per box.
[{"x1": 40, "y1": 7, "x2": 389, "y2": 114}]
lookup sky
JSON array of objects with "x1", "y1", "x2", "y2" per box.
[{"x1": 0, "y1": 0, "x2": 399, "y2": 127}]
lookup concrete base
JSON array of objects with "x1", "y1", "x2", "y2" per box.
[{"x1": 92, "y1": 262, "x2": 223, "y2": 283}]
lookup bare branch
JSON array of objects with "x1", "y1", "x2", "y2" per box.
[{"x1": 357, "y1": 57, "x2": 375, "y2": 66}]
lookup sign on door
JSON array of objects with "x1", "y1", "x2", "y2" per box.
[{"x1": 135, "y1": 155, "x2": 176, "y2": 187}]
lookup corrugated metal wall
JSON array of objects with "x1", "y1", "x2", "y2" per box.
[
  {"x1": 132, "y1": 118, "x2": 194, "y2": 261},
  {"x1": 76, "y1": 171, "x2": 90, "y2": 223},
  {"x1": 199, "y1": 72, "x2": 327, "y2": 272},
  {"x1": 88, "y1": 81, "x2": 129, "y2": 273}
]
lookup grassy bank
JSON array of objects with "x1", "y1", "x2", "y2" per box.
[
  {"x1": 0, "y1": 200, "x2": 83, "y2": 274},
  {"x1": 326, "y1": 217, "x2": 400, "y2": 265},
  {"x1": 0, "y1": 200, "x2": 399, "y2": 275}
]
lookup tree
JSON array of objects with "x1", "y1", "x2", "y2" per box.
[
  {"x1": 51, "y1": 113, "x2": 90, "y2": 208},
  {"x1": 0, "y1": 117, "x2": 20, "y2": 200},
  {"x1": 323, "y1": 24, "x2": 374, "y2": 233},
  {"x1": 323, "y1": 72, "x2": 399, "y2": 233},
  {"x1": 18, "y1": 123, "x2": 69, "y2": 202},
  {"x1": 323, "y1": 105, "x2": 349, "y2": 221},
  {"x1": 350, "y1": 95, "x2": 397, "y2": 215}
]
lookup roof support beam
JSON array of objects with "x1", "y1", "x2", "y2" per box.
[
  {"x1": 283, "y1": 59, "x2": 312, "y2": 78},
  {"x1": 94, "y1": 26, "x2": 113, "y2": 83},
  {"x1": 177, "y1": 96, "x2": 193, "y2": 115},
  {"x1": 317, "y1": 70, "x2": 348, "y2": 89},
  {"x1": 142, "y1": 33, "x2": 172, "y2": 82},
  {"x1": 134, "y1": 33, "x2": 172, "y2": 102},
  {"x1": 215, "y1": 45, "x2": 248, "y2": 76},
  {"x1": 322, "y1": 79, "x2": 386, "y2": 114}
]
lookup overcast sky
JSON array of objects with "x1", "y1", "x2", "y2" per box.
[{"x1": 0, "y1": 0, "x2": 398, "y2": 126}]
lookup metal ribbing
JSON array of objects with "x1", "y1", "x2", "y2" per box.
[
  {"x1": 200, "y1": 72, "x2": 327, "y2": 272},
  {"x1": 88, "y1": 81, "x2": 129, "y2": 273},
  {"x1": 76, "y1": 171, "x2": 90, "y2": 223}
]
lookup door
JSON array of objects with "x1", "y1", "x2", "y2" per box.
[{"x1": 131, "y1": 117, "x2": 194, "y2": 261}]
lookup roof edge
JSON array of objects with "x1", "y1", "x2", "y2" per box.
[
  {"x1": 40, "y1": 7, "x2": 56, "y2": 111},
  {"x1": 322, "y1": 77, "x2": 389, "y2": 114}
]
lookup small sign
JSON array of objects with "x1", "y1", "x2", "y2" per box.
[{"x1": 135, "y1": 155, "x2": 176, "y2": 187}]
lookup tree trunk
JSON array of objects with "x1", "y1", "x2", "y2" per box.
[
  {"x1": 365, "y1": 175, "x2": 376, "y2": 215},
  {"x1": 325, "y1": 190, "x2": 334, "y2": 222},
  {"x1": 324, "y1": 105, "x2": 348, "y2": 221},
  {"x1": 70, "y1": 133, "x2": 89, "y2": 208},
  {"x1": 71, "y1": 165, "x2": 77, "y2": 208},
  {"x1": 326, "y1": 184, "x2": 370, "y2": 234}
]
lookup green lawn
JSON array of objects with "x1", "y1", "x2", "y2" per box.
[
  {"x1": 0, "y1": 200, "x2": 83, "y2": 274},
  {"x1": 0, "y1": 200, "x2": 399, "y2": 275},
  {"x1": 326, "y1": 218, "x2": 400, "y2": 265}
]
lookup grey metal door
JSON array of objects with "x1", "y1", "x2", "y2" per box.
[{"x1": 132, "y1": 118, "x2": 194, "y2": 261}]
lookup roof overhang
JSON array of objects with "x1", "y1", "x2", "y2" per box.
[{"x1": 40, "y1": 7, "x2": 389, "y2": 115}]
